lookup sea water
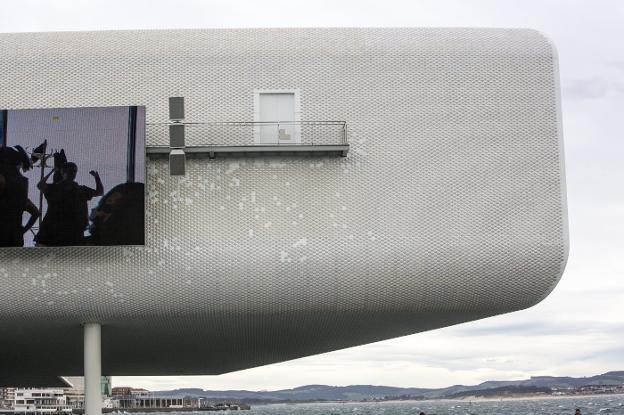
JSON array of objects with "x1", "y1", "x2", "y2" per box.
[
  {"x1": 231, "y1": 395, "x2": 624, "y2": 415},
  {"x1": 149, "y1": 396, "x2": 623, "y2": 415}
]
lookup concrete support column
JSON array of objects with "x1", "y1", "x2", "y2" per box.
[{"x1": 84, "y1": 323, "x2": 102, "y2": 415}]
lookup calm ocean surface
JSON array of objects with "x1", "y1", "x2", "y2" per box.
[{"x1": 206, "y1": 395, "x2": 624, "y2": 415}]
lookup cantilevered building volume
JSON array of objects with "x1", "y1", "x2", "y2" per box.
[{"x1": 0, "y1": 28, "x2": 567, "y2": 413}]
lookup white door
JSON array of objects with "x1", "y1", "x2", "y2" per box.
[{"x1": 258, "y1": 93, "x2": 298, "y2": 144}]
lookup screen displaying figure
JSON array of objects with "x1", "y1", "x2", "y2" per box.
[{"x1": 0, "y1": 105, "x2": 146, "y2": 248}]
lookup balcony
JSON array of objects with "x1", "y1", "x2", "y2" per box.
[{"x1": 146, "y1": 120, "x2": 349, "y2": 158}]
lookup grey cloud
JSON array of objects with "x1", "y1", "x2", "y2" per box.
[
  {"x1": 576, "y1": 345, "x2": 624, "y2": 362},
  {"x1": 453, "y1": 321, "x2": 624, "y2": 337},
  {"x1": 563, "y1": 78, "x2": 624, "y2": 100},
  {"x1": 607, "y1": 61, "x2": 624, "y2": 71}
]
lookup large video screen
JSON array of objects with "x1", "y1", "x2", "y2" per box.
[{"x1": 0, "y1": 106, "x2": 145, "y2": 248}]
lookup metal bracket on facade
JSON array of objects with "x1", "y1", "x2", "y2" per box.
[{"x1": 168, "y1": 97, "x2": 186, "y2": 176}]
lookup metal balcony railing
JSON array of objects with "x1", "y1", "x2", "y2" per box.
[{"x1": 146, "y1": 120, "x2": 349, "y2": 157}]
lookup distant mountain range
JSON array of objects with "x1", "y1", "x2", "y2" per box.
[{"x1": 152, "y1": 371, "x2": 624, "y2": 403}]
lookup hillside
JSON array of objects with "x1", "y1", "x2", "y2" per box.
[{"x1": 152, "y1": 371, "x2": 624, "y2": 403}]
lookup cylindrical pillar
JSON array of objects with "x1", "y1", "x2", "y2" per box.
[{"x1": 84, "y1": 323, "x2": 102, "y2": 415}]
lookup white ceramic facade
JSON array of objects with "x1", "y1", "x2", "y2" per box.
[{"x1": 0, "y1": 28, "x2": 567, "y2": 380}]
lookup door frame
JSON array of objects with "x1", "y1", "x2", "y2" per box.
[{"x1": 253, "y1": 89, "x2": 301, "y2": 144}]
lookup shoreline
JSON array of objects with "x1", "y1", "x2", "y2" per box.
[
  {"x1": 253, "y1": 392, "x2": 624, "y2": 406},
  {"x1": 443, "y1": 392, "x2": 624, "y2": 402}
]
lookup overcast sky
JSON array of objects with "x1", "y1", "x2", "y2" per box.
[{"x1": 2, "y1": 0, "x2": 622, "y2": 391}]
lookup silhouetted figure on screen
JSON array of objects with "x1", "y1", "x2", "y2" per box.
[
  {"x1": 52, "y1": 149, "x2": 67, "y2": 184},
  {"x1": 88, "y1": 182, "x2": 144, "y2": 246},
  {"x1": 30, "y1": 139, "x2": 47, "y2": 164},
  {"x1": 575, "y1": 409, "x2": 582, "y2": 415},
  {"x1": 35, "y1": 162, "x2": 103, "y2": 246},
  {"x1": 0, "y1": 146, "x2": 40, "y2": 247}
]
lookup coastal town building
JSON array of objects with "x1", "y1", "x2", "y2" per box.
[
  {"x1": 0, "y1": 388, "x2": 14, "y2": 409},
  {"x1": 63, "y1": 376, "x2": 112, "y2": 399},
  {"x1": 2, "y1": 388, "x2": 15, "y2": 404},
  {"x1": 109, "y1": 386, "x2": 200, "y2": 410},
  {"x1": 12, "y1": 388, "x2": 72, "y2": 413},
  {"x1": 111, "y1": 387, "x2": 149, "y2": 397},
  {"x1": 112, "y1": 396, "x2": 199, "y2": 410},
  {"x1": 0, "y1": 377, "x2": 111, "y2": 412}
]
